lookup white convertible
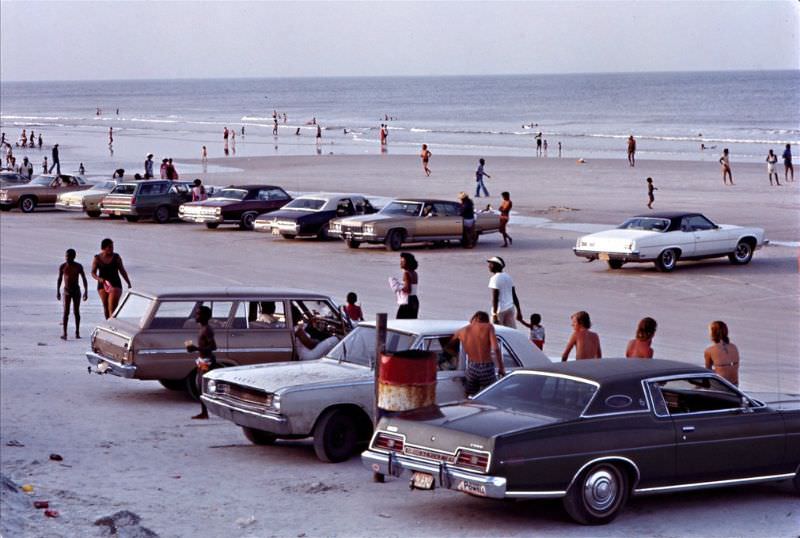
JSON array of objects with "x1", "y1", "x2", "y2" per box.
[
  {"x1": 201, "y1": 320, "x2": 550, "y2": 463},
  {"x1": 573, "y1": 212, "x2": 767, "y2": 272}
]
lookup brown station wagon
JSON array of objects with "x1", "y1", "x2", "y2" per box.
[{"x1": 86, "y1": 288, "x2": 352, "y2": 398}]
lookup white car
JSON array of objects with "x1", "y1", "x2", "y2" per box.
[
  {"x1": 573, "y1": 212, "x2": 767, "y2": 272},
  {"x1": 56, "y1": 179, "x2": 118, "y2": 217},
  {"x1": 201, "y1": 320, "x2": 550, "y2": 463}
]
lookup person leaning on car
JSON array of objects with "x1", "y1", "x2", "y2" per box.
[{"x1": 447, "y1": 311, "x2": 505, "y2": 396}]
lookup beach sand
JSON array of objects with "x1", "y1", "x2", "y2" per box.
[{"x1": 1, "y1": 153, "x2": 798, "y2": 537}]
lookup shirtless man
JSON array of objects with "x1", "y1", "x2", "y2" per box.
[
  {"x1": 703, "y1": 320, "x2": 740, "y2": 386},
  {"x1": 448, "y1": 311, "x2": 505, "y2": 396},
  {"x1": 56, "y1": 249, "x2": 88, "y2": 340},
  {"x1": 627, "y1": 135, "x2": 636, "y2": 167},
  {"x1": 561, "y1": 310, "x2": 602, "y2": 361}
]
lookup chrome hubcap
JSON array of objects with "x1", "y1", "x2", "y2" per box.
[
  {"x1": 583, "y1": 468, "x2": 618, "y2": 513},
  {"x1": 736, "y1": 244, "x2": 750, "y2": 259}
]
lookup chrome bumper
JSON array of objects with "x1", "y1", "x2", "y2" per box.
[
  {"x1": 334, "y1": 231, "x2": 382, "y2": 242},
  {"x1": 86, "y1": 351, "x2": 137, "y2": 378},
  {"x1": 179, "y1": 214, "x2": 222, "y2": 224},
  {"x1": 573, "y1": 248, "x2": 642, "y2": 262},
  {"x1": 201, "y1": 395, "x2": 294, "y2": 435},
  {"x1": 361, "y1": 449, "x2": 507, "y2": 499},
  {"x1": 55, "y1": 202, "x2": 84, "y2": 212}
]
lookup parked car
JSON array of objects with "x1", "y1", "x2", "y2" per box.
[
  {"x1": 328, "y1": 198, "x2": 501, "y2": 250},
  {"x1": 0, "y1": 172, "x2": 31, "y2": 187},
  {"x1": 255, "y1": 192, "x2": 377, "y2": 239},
  {"x1": 0, "y1": 174, "x2": 91, "y2": 213},
  {"x1": 86, "y1": 288, "x2": 352, "y2": 398},
  {"x1": 573, "y1": 212, "x2": 767, "y2": 272},
  {"x1": 362, "y1": 358, "x2": 800, "y2": 525},
  {"x1": 179, "y1": 185, "x2": 291, "y2": 230},
  {"x1": 99, "y1": 180, "x2": 193, "y2": 223},
  {"x1": 56, "y1": 179, "x2": 118, "y2": 217},
  {"x1": 201, "y1": 319, "x2": 550, "y2": 463}
]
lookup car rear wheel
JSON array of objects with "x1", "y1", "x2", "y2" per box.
[
  {"x1": 346, "y1": 239, "x2": 360, "y2": 249},
  {"x1": 19, "y1": 196, "x2": 37, "y2": 213},
  {"x1": 158, "y1": 379, "x2": 185, "y2": 391},
  {"x1": 313, "y1": 409, "x2": 358, "y2": 463},
  {"x1": 86, "y1": 210, "x2": 101, "y2": 218},
  {"x1": 124, "y1": 216, "x2": 140, "y2": 223},
  {"x1": 563, "y1": 462, "x2": 629, "y2": 525},
  {"x1": 153, "y1": 205, "x2": 170, "y2": 224},
  {"x1": 728, "y1": 240, "x2": 753, "y2": 265},
  {"x1": 242, "y1": 426, "x2": 277, "y2": 446},
  {"x1": 385, "y1": 229, "x2": 404, "y2": 251},
  {"x1": 654, "y1": 248, "x2": 678, "y2": 272},
  {"x1": 205, "y1": 223, "x2": 219, "y2": 229},
  {"x1": 239, "y1": 212, "x2": 257, "y2": 230},
  {"x1": 607, "y1": 259, "x2": 624, "y2": 270},
  {"x1": 185, "y1": 369, "x2": 203, "y2": 401}
]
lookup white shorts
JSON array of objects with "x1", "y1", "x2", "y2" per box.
[{"x1": 767, "y1": 163, "x2": 776, "y2": 174}]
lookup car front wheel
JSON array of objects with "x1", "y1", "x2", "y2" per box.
[
  {"x1": 313, "y1": 409, "x2": 358, "y2": 463},
  {"x1": 654, "y1": 248, "x2": 678, "y2": 272},
  {"x1": 20, "y1": 196, "x2": 37, "y2": 213},
  {"x1": 563, "y1": 462, "x2": 629, "y2": 525},
  {"x1": 242, "y1": 427, "x2": 277, "y2": 446},
  {"x1": 385, "y1": 230, "x2": 404, "y2": 251},
  {"x1": 728, "y1": 240, "x2": 753, "y2": 265}
]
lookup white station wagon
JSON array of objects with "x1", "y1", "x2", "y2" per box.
[
  {"x1": 201, "y1": 320, "x2": 550, "y2": 463},
  {"x1": 573, "y1": 212, "x2": 767, "y2": 272}
]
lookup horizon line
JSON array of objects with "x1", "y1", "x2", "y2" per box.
[{"x1": 1, "y1": 68, "x2": 797, "y2": 85}]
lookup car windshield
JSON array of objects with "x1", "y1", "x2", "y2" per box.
[
  {"x1": 113, "y1": 292, "x2": 154, "y2": 328},
  {"x1": 285, "y1": 198, "x2": 326, "y2": 211},
  {"x1": 327, "y1": 326, "x2": 415, "y2": 366},
  {"x1": 474, "y1": 372, "x2": 598, "y2": 418},
  {"x1": 618, "y1": 217, "x2": 670, "y2": 232},
  {"x1": 111, "y1": 184, "x2": 137, "y2": 195},
  {"x1": 380, "y1": 201, "x2": 422, "y2": 217},
  {"x1": 92, "y1": 181, "x2": 116, "y2": 190},
  {"x1": 213, "y1": 188, "x2": 248, "y2": 200},
  {"x1": 28, "y1": 176, "x2": 53, "y2": 186}
]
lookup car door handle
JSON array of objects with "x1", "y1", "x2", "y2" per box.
[{"x1": 682, "y1": 426, "x2": 695, "y2": 432}]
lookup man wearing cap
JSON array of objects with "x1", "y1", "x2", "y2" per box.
[
  {"x1": 487, "y1": 256, "x2": 523, "y2": 328},
  {"x1": 144, "y1": 154, "x2": 154, "y2": 179}
]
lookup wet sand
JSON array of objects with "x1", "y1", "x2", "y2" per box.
[{"x1": 1, "y1": 153, "x2": 798, "y2": 536}]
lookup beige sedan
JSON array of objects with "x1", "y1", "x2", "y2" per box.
[{"x1": 0, "y1": 174, "x2": 91, "y2": 213}]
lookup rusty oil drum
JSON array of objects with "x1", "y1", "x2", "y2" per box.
[{"x1": 377, "y1": 350, "x2": 437, "y2": 412}]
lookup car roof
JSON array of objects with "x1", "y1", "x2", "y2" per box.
[
  {"x1": 358, "y1": 319, "x2": 518, "y2": 336},
  {"x1": 294, "y1": 192, "x2": 367, "y2": 199},
  {"x1": 524, "y1": 358, "x2": 708, "y2": 384},
  {"x1": 394, "y1": 199, "x2": 458, "y2": 205},
  {"x1": 222, "y1": 185, "x2": 284, "y2": 191},
  {"x1": 632, "y1": 211, "x2": 703, "y2": 220},
  {"x1": 128, "y1": 287, "x2": 335, "y2": 301}
]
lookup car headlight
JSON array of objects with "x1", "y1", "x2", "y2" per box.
[
  {"x1": 0, "y1": 191, "x2": 7, "y2": 200},
  {"x1": 206, "y1": 379, "x2": 216, "y2": 394},
  {"x1": 363, "y1": 225, "x2": 374, "y2": 234},
  {"x1": 215, "y1": 207, "x2": 221, "y2": 215},
  {"x1": 266, "y1": 393, "x2": 281, "y2": 411}
]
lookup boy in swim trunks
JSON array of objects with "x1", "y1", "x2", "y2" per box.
[
  {"x1": 646, "y1": 177, "x2": 657, "y2": 209},
  {"x1": 448, "y1": 311, "x2": 505, "y2": 396},
  {"x1": 56, "y1": 249, "x2": 88, "y2": 340}
]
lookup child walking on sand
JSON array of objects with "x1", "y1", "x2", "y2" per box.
[
  {"x1": 646, "y1": 177, "x2": 657, "y2": 209},
  {"x1": 520, "y1": 313, "x2": 545, "y2": 350},
  {"x1": 344, "y1": 292, "x2": 364, "y2": 322},
  {"x1": 420, "y1": 144, "x2": 432, "y2": 176}
]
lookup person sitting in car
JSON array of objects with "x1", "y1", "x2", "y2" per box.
[
  {"x1": 254, "y1": 301, "x2": 285, "y2": 328},
  {"x1": 292, "y1": 306, "x2": 338, "y2": 360}
]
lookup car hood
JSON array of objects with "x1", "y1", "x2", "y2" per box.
[
  {"x1": 206, "y1": 358, "x2": 371, "y2": 393},
  {"x1": 62, "y1": 188, "x2": 107, "y2": 200},
  {"x1": 259, "y1": 208, "x2": 332, "y2": 221},
  {"x1": 336, "y1": 214, "x2": 398, "y2": 226}
]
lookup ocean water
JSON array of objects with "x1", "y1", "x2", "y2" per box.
[{"x1": 1, "y1": 71, "x2": 798, "y2": 176}]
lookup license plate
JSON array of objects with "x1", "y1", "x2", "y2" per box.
[
  {"x1": 598, "y1": 252, "x2": 610, "y2": 261},
  {"x1": 456, "y1": 479, "x2": 487, "y2": 497},
  {"x1": 411, "y1": 472, "x2": 434, "y2": 490},
  {"x1": 272, "y1": 228, "x2": 280, "y2": 236}
]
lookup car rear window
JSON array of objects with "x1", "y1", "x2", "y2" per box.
[
  {"x1": 285, "y1": 198, "x2": 326, "y2": 210},
  {"x1": 618, "y1": 217, "x2": 670, "y2": 232},
  {"x1": 474, "y1": 372, "x2": 597, "y2": 417},
  {"x1": 114, "y1": 292, "x2": 155, "y2": 328},
  {"x1": 381, "y1": 201, "x2": 422, "y2": 217},
  {"x1": 111, "y1": 184, "x2": 136, "y2": 195}
]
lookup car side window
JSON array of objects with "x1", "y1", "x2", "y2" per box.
[
  {"x1": 149, "y1": 300, "x2": 233, "y2": 330},
  {"x1": 497, "y1": 337, "x2": 522, "y2": 368},
  {"x1": 421, "y1": 336, "x2": 460, "y2": 371},
  {"x1": 686, "y1": 215, "x2": 715, "y2": 231},
  {"x1": 655, "y1": 377, "x2": 743, "y2": 415},
  {"x1": 336, "y1": 199, "x2": 354, "y2": 216},
  {"x1": 233, "y1": 301, "x2": 288, "y2": 329},
  {"x1": 258, "y1": 188, "x2": 289, "y2": 201},
  {"x1": 442, "y1": 203, "x2": 462, "y2": 217},
  {"x1": 140, "y1": 183, "x2": 166, "y2": 196}
]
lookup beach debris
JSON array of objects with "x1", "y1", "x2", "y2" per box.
[
  {"x1": 95, "y1": 510, "x2": 159, "y2": 537},
  {"x1": 49, "y1": 453, "x2": 63, "y2": 462},
  {"x1": 44, "y1": 509, "x2": 59, "y2": 518},
  {"x1": 33, "y1": 500, "x2": 49, "y2": 509},
  {"x1": 37, "y1": 342, "x2": 47, "y2": 346},
  {"x1": 235, "y1": 515, "x2": 256, "y2": 528},
  {"x1": 21, "y1": 484, "x2": 34, "y2": 493},
  {"x1": 378, "y1": 513, "x2": 392, "y2": 519},
  {"x1": 5, "y1": 440, "x2": 24, "y2": 447},
  {"x1": 577, "y1": 158, "x2": 586, "y2": 164}
]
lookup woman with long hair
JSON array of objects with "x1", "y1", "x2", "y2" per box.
[{"x1": 91, "y1": 238, "x2": 132, "y2": 319}]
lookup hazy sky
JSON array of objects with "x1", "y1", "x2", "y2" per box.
[{"x1": 1, "y1": 1, "x2": 798, "y2": 81}]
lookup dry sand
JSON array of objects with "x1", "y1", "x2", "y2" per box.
[{"x1": 1, "y1": 153, "x2": 798, "y2": 537}]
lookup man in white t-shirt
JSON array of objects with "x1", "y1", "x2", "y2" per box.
[{"x1": 487, "y1": 256, "x2": 523, "y2": 328}]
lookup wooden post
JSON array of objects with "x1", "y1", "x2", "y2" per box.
[{"x1": 372, "y1": 312, "x2": 388, "y2": 483}]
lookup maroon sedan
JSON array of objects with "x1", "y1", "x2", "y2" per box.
[{"x1": 179, "y1": 185, "x2": 291, "y2": 230}]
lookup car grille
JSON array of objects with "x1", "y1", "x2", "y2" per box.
[
  {"x1": 341, "y1": 224, "x2": 362, "y2": 234},
  {"x1": 182, "y1": 206, "x2": 218, "y2": 216},
  {"x1": 214, "y1": 382, "x2": 271, "y2": 410}
]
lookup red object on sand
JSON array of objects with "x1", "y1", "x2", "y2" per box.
[
  {"x1": 34, "y1": 501, "x2": 49, "y2": 509},
  {"x1": 44, "y1": 509, "x2": 59, "y2": 518}
]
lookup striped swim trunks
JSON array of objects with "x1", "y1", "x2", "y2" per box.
[{"x1": 465, "y1": 361, "x2": 497, "y2": 396}]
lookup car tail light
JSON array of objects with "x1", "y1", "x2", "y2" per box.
[
  {"x1": 455, "y1": 449, "x2": 490, "y2": 472},
  {"x1": 130, "y1": 196, "x2": 136, "y2": 205},
  {"x1": 372, "y1": 432, "x2": 405, "y2": 452}
]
